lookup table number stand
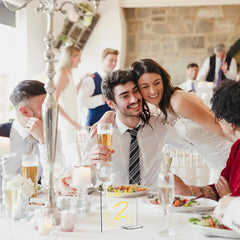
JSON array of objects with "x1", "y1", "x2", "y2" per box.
[{"x1": 99, "y1": 185, "x2": 143, "y2": 232}]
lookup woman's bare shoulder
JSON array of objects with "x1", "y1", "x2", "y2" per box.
[{"x1": 170, "y1": 90, "x2": 206, "y2": 115}]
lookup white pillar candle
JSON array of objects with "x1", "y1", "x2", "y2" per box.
[
  {"x1": 0, "y1": 137, "x2": 10, "y2": 155},
  {"x1": 38, "y1": 216, "x2": 53, "y2": 235},
  {"x1": 72, "y1": 167, "x2": 91, "y2": 188}
]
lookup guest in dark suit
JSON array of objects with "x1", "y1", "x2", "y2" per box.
[{"x1": 0, "y1": 121, "x2": 13, "y2": 137}]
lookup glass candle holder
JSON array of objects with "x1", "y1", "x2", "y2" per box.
[{"x1": 61, "y1": 210, "x2": 75, "y2": 232}]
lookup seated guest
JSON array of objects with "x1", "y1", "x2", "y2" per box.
[
  {"x1": 179, "y1": 63, "x2": 199, "y2": 93},
  {"x1": 0, "y1": 122, "x2": 13, "y2": 137},
  {"x1": 213, "y1": 195, "x2": 240, "y2": 233},
  {"x1": 82, "y1": 70, "x2": 166, "y2": 190},
  {"x1": 175, "y1": 80, "x2": 240, "y2": 200},
  {"x1": 4, "y1": 80, "x2": 65, "y2": 179}
]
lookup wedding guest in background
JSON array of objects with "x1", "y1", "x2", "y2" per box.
[
  {"x1": 4, "y1": 80, "x2": 64, "y2": 179},
  {"x1": 175, "y1": 80, "x2": 240, "y2": 200},
  {"x1": 55, "y1": 45, "x2": 82, "y2": 166},
  {"x1": 82, "y1": 70, "x2": 166, "y2": 190},
  {"x1": 214, "y1": 195, "x2": 240, "y2": 234},
  {"x1": 179, "y1": 63, "x2": 199, "y2": 93},
  {"x1": 197, "y1": 43, "x2": 237, "y2": 86},
  {"x1": 78, "y1": 48, "x2": 119, "y2": 127}
]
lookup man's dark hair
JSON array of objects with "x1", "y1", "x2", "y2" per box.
[
  {"x1": 10, "y1": 80, "x2": 46, "y2": 107},
  {"x1": 102, "y1": 69, "x2": 150, "y2": 124},
  {"x1": 187, "y1": 63, "x2": 198, "y2": 69},
  {"x1": 211, "y1": 79, "x2": 240, "y2": 126}
]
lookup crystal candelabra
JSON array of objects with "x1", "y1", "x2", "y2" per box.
[{"x1": 3, "y1": 0, "x2": 105, "y2": 225}]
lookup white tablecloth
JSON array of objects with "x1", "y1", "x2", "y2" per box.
[{"x1": 0, "y1": 195, "x2": 238, "y2": 240}]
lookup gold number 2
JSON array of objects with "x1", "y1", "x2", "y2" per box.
[{"x1": 114, "y1": 201, "x2": 128, "y2": 221}]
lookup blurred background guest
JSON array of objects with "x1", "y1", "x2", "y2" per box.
[
  {"x1": 175, "y1": 80, "x2": 240, "y2": 200},
  {"x1": 214, "y1": 195, "x2": 240, "y2": 234},
  {"x1": 55, "y1": 46, "x2": 82, "y2": 166},
  {"x1": 78, "y1": 48, "x2": 119, "y2": 127},
  {"x1": 179, "y1": 63, "x2": 199, "y2": 93},
  {"x1": 197, "y1": 43, "x2": 237, "y2": 86}
]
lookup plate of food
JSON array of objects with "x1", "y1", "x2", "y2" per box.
[
  {"x1": 149, "y1": 196, "x2": 218, "y2": 212},
  {"x1": 189, "y1": 215, "x2": 240, "y2": 239},
  {"x1": 107, "y1": 185, "x2": 149, "y2": 198}
]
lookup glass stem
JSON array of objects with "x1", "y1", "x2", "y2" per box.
[{"x1": 163, "y1": 208, "x2": 169, "y2": 231}]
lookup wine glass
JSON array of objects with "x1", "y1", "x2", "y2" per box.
[
  {"x1": 157, "y1": 172, "x2": 175, "y2": 236},
  {"x1": 0, "y1": 152, "x2": 15, "y2": 217},
  {"x1": 95, "y1": 161, "x2": 114, "y2": 207}
]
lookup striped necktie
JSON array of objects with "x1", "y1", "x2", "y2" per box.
[{"x1": 127, "y1": 127, "x2": 141, "y2": 185}]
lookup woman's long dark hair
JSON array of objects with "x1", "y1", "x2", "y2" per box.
[{"x1": 131, "y1": 58, "x2": 178, "y2": 120}]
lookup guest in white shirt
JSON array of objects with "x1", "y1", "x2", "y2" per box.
[
  {"x1": 82, "y1": 70, "x2": 166, "y2": 190},
  {"x1": 78, "y1": 48, "x2": 119, "y2": 127},
  {"x1": 214, "y1": 196, "x2": 240, "y2": 234},
  {"x1": 179, "y1": 63, "x2": 198, "y2": 93},
  {"x1": 6, "y1": 80, "x2": 65, "y2": 179},
  {"x1": 197, "y1": 43, "x2": 237, "y2": 86}
]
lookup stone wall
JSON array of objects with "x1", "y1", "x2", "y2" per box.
[{"x1": 124, "y1": 5, "x2": 240, "y2": 85}]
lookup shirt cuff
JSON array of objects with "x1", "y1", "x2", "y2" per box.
[{"x1": 208, "y1": 183, "x2": 220, "y2": 200}]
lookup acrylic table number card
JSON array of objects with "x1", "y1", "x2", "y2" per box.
[{"x1": 100, "y1": 185, "x2": 143, "y2": 232}]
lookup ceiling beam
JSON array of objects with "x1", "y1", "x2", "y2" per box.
[{"x1": 121, "y1": 0, "x2": 240, "y2": 8}]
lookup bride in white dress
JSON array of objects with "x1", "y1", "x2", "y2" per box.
[
  {"x1": 55, "y1": 46, "x2": 82, "y2": 166},
  {"x1": 130, "y1": 59, "x2": 235, "y2": 181}
]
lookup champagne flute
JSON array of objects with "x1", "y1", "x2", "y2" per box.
[
  {"x1": 157, "y1": 172, "x2": 175, "y2": 236},
  {"x1": 161, "y1": 145, "x2": 173, "y2": 174},
  {"x1": 95, "y1": 161, "x2": 114, "y2": 208}
]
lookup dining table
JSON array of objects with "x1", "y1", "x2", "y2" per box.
[{"x1": 0, "y1": 191, "x2": 239, "y2": 240}]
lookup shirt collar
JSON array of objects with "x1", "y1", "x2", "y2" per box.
[
  {"x1": 97, "y1": 68, "x2": 107, "y2": 79},
  {"x1": 12, "y1": 119, "x2": 30, "y2": 140},
  {"x1": 115, "y1": 115, "x2": 142, "y2": 135}
]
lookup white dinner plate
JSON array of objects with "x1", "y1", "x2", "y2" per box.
[
  {"x1": 147, "y1": 196, "x2": 218, "y2": 213},
  {"x1": 170, "y1": 197, "x2": 218, "y2": 213},
  {"x1": 108, "y1": 186, "x2": 149, "y2": 198},
  {"x1": 189, "y1": 222, "x2": 240, "y2": 239}
]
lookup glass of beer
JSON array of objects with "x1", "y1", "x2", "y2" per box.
[
  {"x1": 22, "y1": 154, "x2": 38, "y2": 198},
  {"x1": 97, "y1": 123, "x2": 113, "y2": 152}
]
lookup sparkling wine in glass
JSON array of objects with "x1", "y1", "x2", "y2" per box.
[{"x1": 157, "y1": 172, "x2": 175, "y2": 236}]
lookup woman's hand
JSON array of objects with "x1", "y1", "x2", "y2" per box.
[{"x1": 215, "y1": 176, "x2": 232, "y2": 198}]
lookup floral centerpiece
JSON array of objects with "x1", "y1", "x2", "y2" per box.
[{"x1": 6, "y1": 175, "x2": 35, "y2": 220}]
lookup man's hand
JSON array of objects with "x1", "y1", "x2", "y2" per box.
[
  {"x1": 25, "y1": 117, "x2": 44, "y2": 144},
  {"x1": 215, "y1": 176, "x2": 232, "y2": 198},
  {"x1": 174, "y1": 174, "x2": 192, "y2": 196},
  {"x1": 89, "y1": 144, "x2": 114, "y2": 162}
]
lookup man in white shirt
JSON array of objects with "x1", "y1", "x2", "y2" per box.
[
  {"x1": 214, "y1": 196, "x2": 240, "y2": 234},
  {"x1": 5, "y1": 80, "x2": 64, "y2": 179},
  {"x1": 82, "y1": 70, "x2": 166, "y2": 190},
  {"x1": 78, "y1": 48, "x2": 119, "y2": 127},
  {"x1": 197, "y1": 43, "x2": 237, "y2": 86},
  {"x1": 179, "y1": 63, "x2": 199, "y2": 93}
]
